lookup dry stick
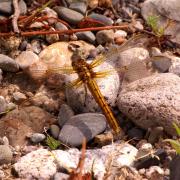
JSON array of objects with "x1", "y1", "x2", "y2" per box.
[
  {"x1": 0, "y1": 24, "x2": 129, "y2": 37},
  {"x1": 12, "y1": 0, "x2": 20, "y2": 33}
]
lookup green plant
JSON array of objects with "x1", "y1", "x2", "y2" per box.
[
  {"x1": 164, "y1": 123, "x2": 180, "y2": 155},
  {"x1": 147, "y1": 15, "x2": 165, "y2": 37},
  {"x1": 46, "y1": 135, "x2": 61, "y2": 150}
]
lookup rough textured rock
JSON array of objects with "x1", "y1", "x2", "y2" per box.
[
  {"x1": 0, "y1": 106, "x2": 56, "y2": 146},
  {"x1": 58, "y1": 113, "x2": 107, "y2": 146},
  {"x1": 14, "y1": 143, "x2": 138, "y2": 179},
  {"x1": 117, "y1": 73, "x2": 180, "y2": 135},
  {"x1": 0, "y1": 145, "x2": 13, "y2": 165}
]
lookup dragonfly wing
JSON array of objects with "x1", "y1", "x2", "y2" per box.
[
  {"x1": 47, "y1": 66, "x2": 76, "y2": 75},
  {"x1": 90, "y1": 34, "x2": 149, "y2": 68},
  {"x1": 65, "y1": 78, "x2": 83, "y2": 89}
]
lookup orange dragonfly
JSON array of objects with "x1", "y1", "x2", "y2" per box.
[{"x1": 39, "y1": 34, "x2": 152, "y2": 135}]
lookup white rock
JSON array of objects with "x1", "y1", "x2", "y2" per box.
[
  {"x1": 114, "y1": 30, "x2": 127, "y2": 38},
  {"x1": 146, "y1": 166, "x2": 164, "y2": 178},
  {"x1": 117, "y1": 73, "x2": 180, "y2": 136},
  {"x1": 65, "y1": 61, "x2": 120, "y2": 113},
  {"x1": 14, "y1": 143, "x2": 138, "y2": 180}
]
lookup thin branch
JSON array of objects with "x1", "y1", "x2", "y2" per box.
[
  {"x1": 0, "y1": 24, "x2": 130, "y2": 37},
  {"x1": 12, "y1": 0, "x2": 20, "y2": 33}
]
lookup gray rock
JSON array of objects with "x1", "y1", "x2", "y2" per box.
[
  {"x1": 54, "y1": 172, "x2": 69, "y2": 180},
  {"x1": 127, "y1": 127, "x2": 144, "y2": 140},
  {"x1": 50, "y1": 125, "x2": 60, "y2": 139},
  {"x1": 151, "y1": 56, "x2": 172, "y2": 72},
  {"x1": 13, "y1": 92, "x2": 27, "y2": 102},
  {"x1": 0, "y1": 0, "x2": 27, "y2": 15},
  {"x1": 58, "y1": 104, "x2": 74, "y2": 127},
  {"x1": 46, "y1": 28, "x2": 59, "y2": 44},
  {"x1": 55, "y1": 22, "x2": 69, "y2": 41},
  {"x1": 169, "y1": 56, "x2": 180, "y2": 76},
  {"x1": 54, "y1": 6, "x2": 84, "y2": 25},
  {"x1": 30, "y1": 133, "x2": 46, "y2": 143},
  {"x1": 15, "y1": 51, "x2": 39, "y2": 70},
  {"x1": 75, "y1": 31, "x2": 96, "y2": 44},
  {"x1": 0, "y1": 69, "x2": 2, "y2": 83},
  {"x1": 58, "y1": 113, "x2": 107, "y2": 146},
  {"x1": 0, "y1": 145, "x2": 13, "y2": 165},
  {"x1": 88, "y1": 13, "x2": 113, "y2": 26},
  {"x1": 69, "y1": 2, "x2": 87, "y2": 15},
  {"x1": 96, "y1": 30, "x2": 115, "y2": 44},
  {"x1": 0, "y1": 54, "x2": 19, "y2": 72},
  {"x1": 117, "y1": 73, "x2": 180, "y2": 136}
]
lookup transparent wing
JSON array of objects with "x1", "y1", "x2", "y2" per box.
[{"x1": 90, "y1": 34, "x2": 150, "y2": 68}]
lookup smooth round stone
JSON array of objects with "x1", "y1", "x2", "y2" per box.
[
  {"x1": 46, "y1": 28, "x2": 59, "y2": 44},
  {"x1": 30, "y1": 133, "x2": 46, "y2": 143},
  {"x1": 15, "y1": 51, "x2": 39, "y2": 69},
  {"x1": 58, "y1": 104, "x2": 74, "y2": 127},
  {"x1": 88, "y1": 13, "x2": 113, "y2": 26},
  {"x1": 75, "y1": 31, "x2": 96, "y2": 44},
  {"x1": 50, "y1": 125, "x2": 60, "y2": 139},
  {"x1": 0, "y1": 96, "x2": 7, "y2": 114},
  {"x1": 0, "y1": 145, "x2": 13, "y2": 165},
  {"x1": 114, "y1": 30, "x2": 127, "y2": 38},
  {"x1": 0, "y1": 54, "x2": 19, "y2": 72},
  {"x1": 69, "y1": 2, "x2": 87, "y2": 15},
  {"x1": 151, "y1": 56, "x2": 172, "y2": 72},
  {"x1": 0, "y1": 0, "x2": 27, "y2": 15},
  {"x1": 54, "y1": 6, "x2": 84, "y2": 25},
  {"x1": 58, "y1": 113, "x2": 107, "y2": 146},
  {"x1": 65, "y1": 61, "x2": 120, "y2": 113},
  {"x1": 55, "y1": 22, "x2": 69, "y2": 41},
  {"x1": 13, "y1": 92, "x2": 27, "y2": 102},
  {"x1": 96, "y1": 30, "x2": 115, "y2": 44}
]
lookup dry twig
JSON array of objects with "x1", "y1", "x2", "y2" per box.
[{"x1": 12, "y1": 0, "x2": 20, "y2": 33}]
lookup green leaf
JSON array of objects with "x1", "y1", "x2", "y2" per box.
[
  {"x1": 173, "y1": 123, "x2": 180, "y2": 136},
  {"x1": 165, "y1": 139, "x2": 180, "y2": 155},
  {"x1": 46, "y1": 135, "x2": 61, "y2": 150}
]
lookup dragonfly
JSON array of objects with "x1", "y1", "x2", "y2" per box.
[{"x1": 35, "y1": 34, "x2": 153, "y2": 135}]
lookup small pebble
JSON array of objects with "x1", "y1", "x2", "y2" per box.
[
  {"x1": 88, "y1": 13, "x2": 113, "y2": 26},
  {"x1": 50, "y1": 125, "x2": 60, "y2": 139},
  {"x1": 148, "y1": 126, "x2": 164, "y2": 144},
  {"x1": 15, "y1": 51, "x2": 39, "y2": 70},
  {"x1": 58, "y1": 104, "x2": 74, "y2": 127},
  {"x1": 53, "y1": 172, "x2": 69, "y2": 180},
  {"x1": 0, "y1": 96, "x2": 8, "y2": 114},
  {"x1": 75, "y1": 31, "x2": 96, "y2": 44},
  {"x1": 0, "y1": 145, "x2": 13, "y2": 165},
  {"x1": 13, "y1": 92, "x2": 27, "y2": 102},
  {"x1": 54, "y1": 6, "x2": 84, "y2": 25},
  {"x1": 30, "y1": 133, "x2": 46, "y2": 143},
  {"x1": 30, "y1": 39, "x2": 42, "y2": 54},
  {"x1": 114, "y1": 30, "x2": 127, "y2": 38},
  {"x1": 115, "y1": 37, "x2": 126, "y2": 45},
  {"x1": 127, "y1": 127, "x2": 144, "y2": 140},
  {"x1": 96, "y1": 30, "x2": 115, "y2": 44},
  {"x1": 46, "y1": 28, "x2": 59, "y2": 44},
  {"x1": 0, "y1": 54, "x2": 19, "y2": 72}
]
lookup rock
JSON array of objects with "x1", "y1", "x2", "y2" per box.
[
  {"x1": 12, "y1": 91, "x2": 27, "y2": 102},
  {"x1": 69, "y1": 2, "x2": 87, "y2": 15},
  {"x1": 54, "y1": 6, "x2": 84, "y2": 25},
  {"x1": 58, "y1": 104, "x2": 74, "y2": 127},
  {"x1": 169, "y1": 55, "x2": 180, "y2": 76},
  {"x1": 58, "y1": 113, "x2": 107, "y2": 146},
  {"x1": 170, "y1": 155, "x2": 180, "y2": 180},
  {"x1": 0, "y1": 145, "x2": 13, "y2": 165},
  {"x1": 30, "y1": 39, "x2": 42, "y2": 54},
  {"x1": 50, "y1": 125, "x2": 60, "y2": 139},
  {"x1": 117, "y1": 73, "x2": 180, "y2": 136},
  {"x1": 0, "y1": 69, "x2": 2, "y2": 83},
  {"x1": 146, "y1": 166, "x2": 164, "y2": 179},
  {"x1": 88, "y1": 13, "x2": 113, "y2": 26},
  {"x1": 14, "y1": 143, "x2": 137, "y2": 179},
  {"x1": 75, "y1": 31, "x2": 96, "y2": 44},
  {"x1": 46, "y1": 28, "x2": 59, "y2": 44},
  {"x1": 66, "y1": 61, "x2": 120, "y2": 113},
  {"x1": 0, "y1": 170, "x2": 5, "y2": 179},
  {"x1": 55, "y1": 22, "x2": 69, "y2": 41},
  {"x1": 127, "y1": 127, "x2": 144, "y2": 140},
  {"x1": 0, "y1": 0, "x2": 27, "y2": 15},
  {"x1": 147, "y1": 126, "x2": 164, "y2": 144},
  {"x1": 0, "y1": 96, "x2": 8, "y2": 114},
  {"x1": 0, "y1": 106, "x2": 56, "y2": 146},
  {"x1": 30, "y1": 133, "x2": 46, "y2": 143},
  {"x1": 54, "y1": 172, "x2": 69, "y2": 180},
  {"x1": 151, "y1": 56, "x2": 172, "y2": 72},
  {"x1": 0, "y1": 54, "x2": 19, "y2": 72},
  {"x1": 96, "y1": 30, "x2": 115, "y2": 44},
  {"x1": 114, "y1": 30, "x2": 127, "y2": 38},
  {"x1": 141, "y1": 0, "x2": 180, "y2": 44}
]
